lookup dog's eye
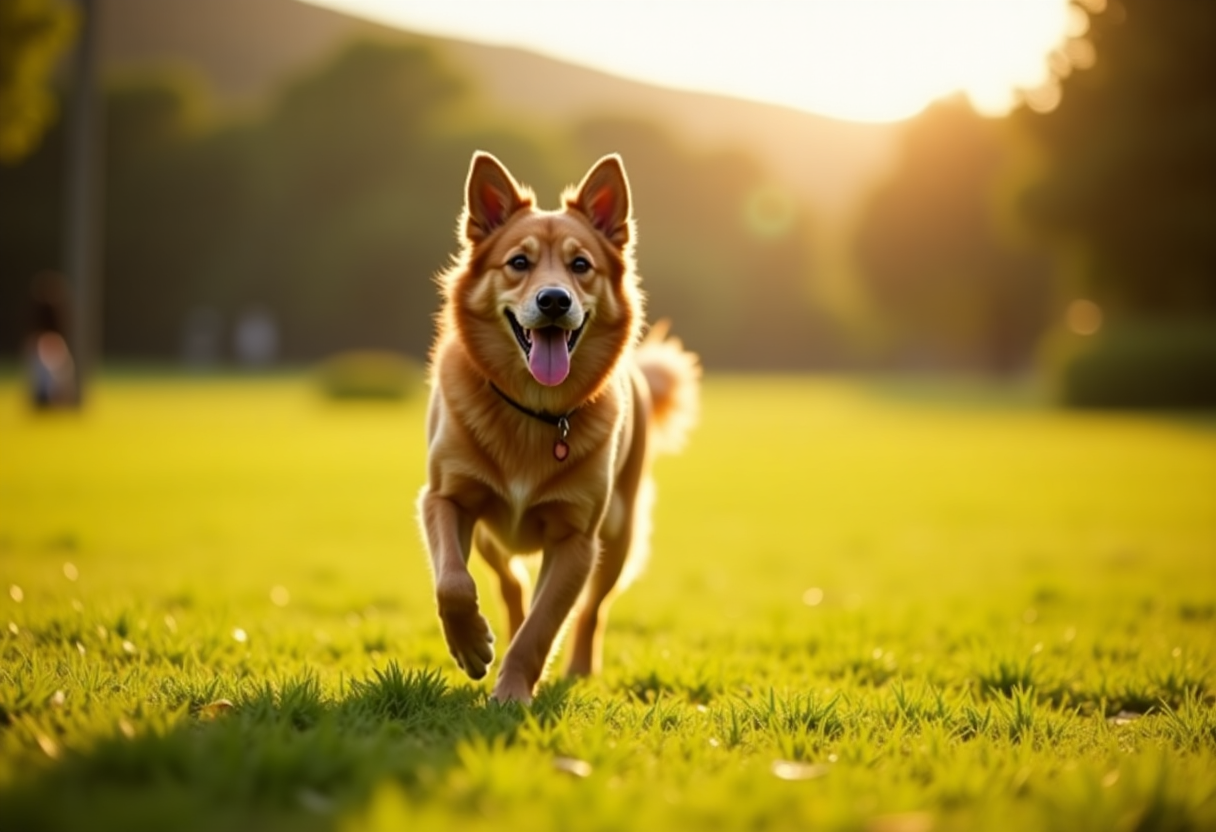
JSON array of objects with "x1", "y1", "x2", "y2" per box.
[
  {"x1": 570, "y1": 256, "x2": 591, "y2": 275},
  {"x1": 508, "y1": 254, "x2": 530, "y2": 272}
]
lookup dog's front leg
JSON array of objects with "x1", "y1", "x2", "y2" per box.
[
  {"x1": 493, "y1": 532, "x2": 597, "y2": 703},
  {"x1": 420, "y1": 489, "x2": 494, "y2": 679}
]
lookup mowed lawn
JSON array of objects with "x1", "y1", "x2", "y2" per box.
[{"x1": 1, "y1": 374, "x2": 1214, "y2": 832}]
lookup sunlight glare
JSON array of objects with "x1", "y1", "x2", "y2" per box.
[{"x1": 306, "y1": 0, "x2": 1075, "y2": 121}]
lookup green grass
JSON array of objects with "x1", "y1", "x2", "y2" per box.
[{"x1": 1, "y1": 374, "x2": 1214, "y2": 832}]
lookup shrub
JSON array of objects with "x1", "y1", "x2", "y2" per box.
[
  {"x1": 315, "y1": 350, "x2": 423, "y2": 400},
  {"x1": 1042, "y1": 320, "x2": 1216, "y2": 408}
]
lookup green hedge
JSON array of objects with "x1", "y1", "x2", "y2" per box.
[
  {"x1": 1043, "y1": 320, "x2": 1216, "y2": 408},
  {"x1": 315, "y1": 350, "x2": 424, "y2": 400}
]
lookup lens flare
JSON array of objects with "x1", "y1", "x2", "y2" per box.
[{"x1": 1066, "y1": 299, "x2": 1102, "y2": 335}]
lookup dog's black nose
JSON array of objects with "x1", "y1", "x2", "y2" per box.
[{"x1": 536, "y1": 287, "x2": 573, "y2": 320}]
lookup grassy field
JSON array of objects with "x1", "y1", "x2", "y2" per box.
[{"x1": 1, "y1": 374, "x2": 1213, "y2": 831}]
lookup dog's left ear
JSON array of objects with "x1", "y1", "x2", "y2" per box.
[
  {"x1": 464, "y1": 151, "x2": 529, "y2": 243},
  {"x1": 571, "y1": 155, "x2": 631, "y2": 247}
]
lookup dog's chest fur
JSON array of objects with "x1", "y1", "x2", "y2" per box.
[
  {"x1": 467, "y1": 432, "x2": 618, "y2": 553},
  {"x1": 431, "y1": 363, "x2": 631, "y2": 553}
]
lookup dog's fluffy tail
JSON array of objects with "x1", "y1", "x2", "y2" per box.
[{"x1": 635, "y1": 319, "x2": 701, "y2": 455}]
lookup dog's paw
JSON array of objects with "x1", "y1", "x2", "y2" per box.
[
  {"x1": 436, "y1": 574, "x2": 495, "y2": 680},
  {"x1": 440, "y1": 608, "x2": 494, "y2": 679},
  {"x1": 491, "y1": 673, "x2": 534, "y2": 705}
]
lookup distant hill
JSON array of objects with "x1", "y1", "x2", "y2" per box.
[
  {"x1": 99, "y1": 0, "x2": 904, "y2": 312},
  {"x1": 100, "y1": 0, "x2": 899, "y2": 209}
]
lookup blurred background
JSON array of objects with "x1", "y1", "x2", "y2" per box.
[{"x1": 1, "y1": 0, "x2": 1213, "y2": 406}]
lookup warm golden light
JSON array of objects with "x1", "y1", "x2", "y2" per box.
[{"x1": 306, "y1": 0, "x2": 1076, "y2": 121}]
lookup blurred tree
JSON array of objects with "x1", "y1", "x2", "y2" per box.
[
  {"x1": 0, "y1": 0, "x2": 76, "y2": 164},
  {"x1": 854, "y1": 98, "x2": 1051, "y2": 371},
  {"x1": 1016, "y1": 0, "x2": 1216, "y2": 318},
  {"x1": 0, "y1": 118, "x2": 62, "y2": 353},
  {"x1": 227, "y1": 40, "x2": 528, "y2": 360},
  {"x1": 102, "y1": 69, "x2": 255, "y2": 356}
]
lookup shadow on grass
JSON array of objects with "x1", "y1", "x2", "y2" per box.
[{"x1": 0, "y1": 663, "x2": 572, "y2": 832}]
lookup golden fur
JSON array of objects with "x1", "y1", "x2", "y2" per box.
[{"x1": 419, "y1": 152, "x2": 700, "y2": 703}]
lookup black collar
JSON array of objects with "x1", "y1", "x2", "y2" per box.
[
  {"x1": 488, "y1": 381, "x2": 577, "y2": 461},
  {"x1": 488, "y1": 381, "x2": 575, "y2": 425}
]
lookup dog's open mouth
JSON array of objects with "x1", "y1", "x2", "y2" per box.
[{"x1": 506, "y1": 310, "x2": 588, "y2": 387}]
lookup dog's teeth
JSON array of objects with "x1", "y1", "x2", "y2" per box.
[{"x1": 525, "y1": 329, "x2": 533, "y2": 346}]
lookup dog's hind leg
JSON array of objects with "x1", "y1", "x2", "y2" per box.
[
  {"x1": 493, "y1": 533, "x2": 597, "y2": 703},
  {"x1": 474, "y1": 526, "x2": 530, "y2": 641},
  {"x1": 420, "y1": 489, "x2": 495, "y2": 680},
  {"x1": 566, "y1": 523, "x2": 632, "y2": 677}
]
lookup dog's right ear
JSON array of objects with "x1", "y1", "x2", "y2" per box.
[{"x1": 463, "y1": 152, "x2": 528, "y2": 243}]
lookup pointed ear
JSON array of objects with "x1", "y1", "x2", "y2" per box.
[
  {"x1": 464, "y1": 151, "x2": 528, "y2": 243},
  {"x1": 571, "y1": 154, "x2": 631, "y2": 247}
]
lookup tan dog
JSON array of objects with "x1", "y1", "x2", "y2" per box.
[{"x1": 418, "y1": 151, "x2": 700, "y2": 703}]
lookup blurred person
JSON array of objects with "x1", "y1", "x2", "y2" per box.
[
  {"x1": 233, "y1": 305, "x2": 279, "y2": 367},
  {"x1": 25, "y1": 271, "x2": 78, "y2": 408}
]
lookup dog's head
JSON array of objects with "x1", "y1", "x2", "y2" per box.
[{"x1": 444, "y1": 152, "x2": 643, "y2": 407}]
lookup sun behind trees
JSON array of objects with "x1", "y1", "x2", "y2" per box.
[
  {"x1": 852, "y1": 0, "x2": 1216, "y2": 396},
  {"x1": 1017, "y1": 0, "x2": 1216, "y2": 319},
  {"x1": 1015, "y1": 0, "x2": 1216, "y2": 405}
]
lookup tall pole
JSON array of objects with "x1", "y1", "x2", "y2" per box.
[{"x1": 62, "y1": 0, "x2": 102, "y2": 404}]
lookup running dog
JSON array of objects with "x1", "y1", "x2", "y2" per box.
[{"x1": 419, "y1": 151, "x2": 699, "y2": 703}]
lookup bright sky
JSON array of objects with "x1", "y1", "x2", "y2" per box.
[{"x1": 305, "y1": 0, "x2": 1078, "y2": 122}]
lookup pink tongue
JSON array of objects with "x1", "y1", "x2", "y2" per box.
[{"x1": 528, "y1": 328, "x2": 570, "y2": 386}]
